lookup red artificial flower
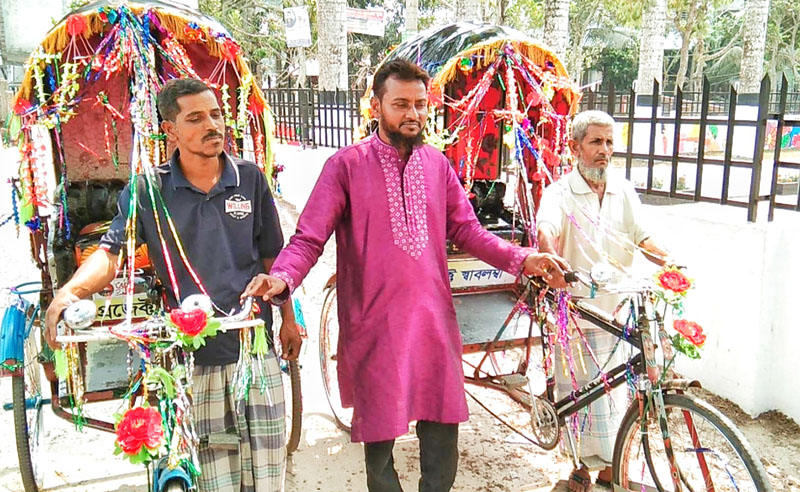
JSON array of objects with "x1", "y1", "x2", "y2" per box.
[
  {"x1": 169, "y1": 308, "x2": 208, "y2": 337},
  {"x1": 221, "y1": 39, "x2": 241, "y2": 62},
  {"x1": 13, "y1": 98, "x2": 32, "y2": 115},
  {"x1": 115, "y1": 407, "x2": 164, "y2": 455},
  {"x1": 674, "y1": 319, "x2": 706, "y2": 347},
  {"x1": 526, "y1": 90, "x2": 542, "y2": 107},
  {"x1": 249, "y1": 93, "x2": 265, "y2": 115},
  {"x1": 657, "y1": 268, "x2": 691, "y2": 294},
  {"x1": 183, "y1": 25, "x2": 203, "y2": 42},
  {"x1": 66, "y1": 14, "x2": 87, "y2": 37},
  {"x1": 542, "y1": 146, "x2": 560, "y2": 168}
]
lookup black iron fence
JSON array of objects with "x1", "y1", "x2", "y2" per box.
[
  {"x1": 266, "y1": 75, "x2": 800, "y2": 222},
  {"x1": 265, "y1": 88, "x2": 365, "y2": 149}
]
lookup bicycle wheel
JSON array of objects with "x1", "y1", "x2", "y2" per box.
[
  {"x1": 12, "y1": 316, "x2": 45, "y2": 492},
  {"x1": 612, "y1": 392, "x2": 772, "y2": 492},
  {"x1": 318, "y1": 286, "x2": 352, "y2": 431}
]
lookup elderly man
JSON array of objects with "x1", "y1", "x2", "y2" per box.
[
  {"x1": 536, "y1": 110, "x2": 671, "y2": 491},
  {"x1": 242, "y1": 58, "x2": 569, "y2": 492}
]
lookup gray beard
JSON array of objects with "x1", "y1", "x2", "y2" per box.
[{"x1": 577, "y1": 159, "x2": 607, "y2": 184}]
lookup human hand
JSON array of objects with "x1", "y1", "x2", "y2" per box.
[
  {"x1": 522, "y1": 253, "x2": 571, "y2": 289},
  {"x1": 279, "y1": 319, "x2": 302, "y2": 361},
  {"x1": 241, "y1": 274, "x2": 288, "y2": 302},
  {"x1": 44, "y1": 291, "x2": 81, "y2": 350}
]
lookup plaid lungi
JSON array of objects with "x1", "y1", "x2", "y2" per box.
[
  {"x1": 192, "y1": 351, "x2": 286, "y2": 492},
  {"x1": 555, "y1": 319, "x2": 632, "y2": 465}
]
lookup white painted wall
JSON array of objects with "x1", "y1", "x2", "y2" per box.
[{"x1": 641, "y1": 201, "x2": 800, "y2": 423}]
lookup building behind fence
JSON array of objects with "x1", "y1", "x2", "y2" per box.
[{"x1": 266, "y1": 75, "x2": 800, "y2": 222}]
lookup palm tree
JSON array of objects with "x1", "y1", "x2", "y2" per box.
[
  {"x1": 543, "y1": 0, "x2": 569, "y2": 61},
  {"x1": 317, "y1": 0, "x2": 348, "y2": 89},
  {"x1": 636, "y1": 0, "x2": 667, "y2": 96},
  {"x1": 738, "y1": 0, "x2": 770, "y2": 93},
  {"x1": 454, "y1": 0, "x2": 481, "y2": 22}
]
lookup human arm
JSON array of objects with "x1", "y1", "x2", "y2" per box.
[
  {"x1": 44, "y1": 247, "x2": 118, "y2": 349},
  {"x1": 444, "y1": 161, "x2": 568, "y2": 287},
  {"x1": 638, "y1": 237, "x2": 672, "y2": 267},
  {"x1": 241, "y1": 258, "x2": 302, "y2": 360},
  {"x1": 260, "y1": 155, "x2": 349, "y2": 301}
]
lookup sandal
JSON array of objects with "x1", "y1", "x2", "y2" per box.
[{"x1": 568, "y1": 467, "x2": 593, "y2": 492}]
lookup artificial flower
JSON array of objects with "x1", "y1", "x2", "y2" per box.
[
  {"x1": 656, "y1": 266, "x2": 691, "y2": 294},
  {"x1": 674, "y1": 319, "x2": 706, "y2": 347},
  {"x1": 115, "y1": 406, "x2": 163, "y2": 457}
]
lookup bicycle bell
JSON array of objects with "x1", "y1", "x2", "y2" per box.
[
  {"x1": 63, "y1": 300, "x2": 98, "y2": 330},
  {"x1": 181, "y1": 294, "x2": 213, "y2": 314}
]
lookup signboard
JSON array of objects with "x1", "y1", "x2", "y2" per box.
[
  {"x1": 447, "y1": 258, "x2": 516, "y2": 290},
  {"x1": 284, "y1": 6, "x2": 312, "y2": 48},
  {"x1": 345, "y1": 7, "x2": 385, "y2": 37}
]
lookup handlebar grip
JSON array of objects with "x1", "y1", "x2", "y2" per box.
[{"x1": 564, "y1": 271, "x2": 579, "y2": 284}]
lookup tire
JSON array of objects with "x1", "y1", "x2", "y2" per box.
[
  {"x1": 161, "y1": 479, "x2": 187, "y2": 492},
  {"x1": 318, "y1": 286, "x2": 353, "y2": 432},
  {"x1": 12, "y1": 321, "x2": 45, "y2": 492},
  {"x1": 285, "y1": 359, "x2": 302, "y2": 454},
  {"x1": 612, "y1": 392, "x2": 773, "y2": 491}
]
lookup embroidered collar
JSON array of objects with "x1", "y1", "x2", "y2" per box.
[{"x1": 370, "y1": 136, "x2": 429, "y2": 260}]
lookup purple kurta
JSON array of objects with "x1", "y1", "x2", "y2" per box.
[{"x1": 271, "y1": 135, "x2": 530, "y2": 442}]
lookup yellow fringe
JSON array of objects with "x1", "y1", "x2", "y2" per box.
[
  {"x1": 15, "y1": 6, "x2": 269, "y2": 114},
  {"x1": 432, "y1": 39, "x2": 568, "y2": 93}
]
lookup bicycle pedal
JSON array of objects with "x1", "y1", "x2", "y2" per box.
[
  {"x1": 579, "y1": 455, "x2": 608, "y2": 471},
  {"x1": 500, "y1": 374, "x2": 528, "y2": 389}
]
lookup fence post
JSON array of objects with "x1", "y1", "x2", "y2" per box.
[
  {"x1": 694, "y1": 77, "x2": 711, "y2": 201},
  {"x1": 747, "y1": 75, "x2": 771, "y2": 222},
  {"x1": 606, "y1": 83, "x2": 615, "y2": 117},
  {"x1": 669, "y1": 87, "x2": 683, "y2": 197},
  {"x1": 646, "y1": 79, "x2": 660, "y2": 191},
  {"x1": 299, "y1": 89, "x2": 310, "y2": 147},
  {"x1": 720, "y1": 85, "x2": 737, "y2": 205},
  {"x1": 769, "y1": 74, "x2": 789, "y2": 220},
  {"x1": 625, "y1": 85, "x2": 635, "y2": 179}
]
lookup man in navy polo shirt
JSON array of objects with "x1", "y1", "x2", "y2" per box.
[{"x1": 44, "y1": 78, "x2": 300, "y2": 492}]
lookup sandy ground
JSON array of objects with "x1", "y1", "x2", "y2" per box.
[{"x1": 0, "y1": 143, "x2": 799, "y2": 491}]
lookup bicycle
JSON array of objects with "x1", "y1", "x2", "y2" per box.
[
  {"x1": 523, "y1": 267, "x2": 772, "y2": 491},
  {"x1": 318, "y1": 264, "x2": 773, "y2": 491}
]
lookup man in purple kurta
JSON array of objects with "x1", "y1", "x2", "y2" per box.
[{"x1": 243, "y1": 59, "x2": 568, "y2": 492}]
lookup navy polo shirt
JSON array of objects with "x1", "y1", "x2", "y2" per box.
[{"x1": 99, "y1": 151, "x2": 284, "y2": 366}]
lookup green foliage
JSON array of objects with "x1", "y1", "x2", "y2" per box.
[{"x1": 586, "y1": 45, "x2": 639, "y2": 90}]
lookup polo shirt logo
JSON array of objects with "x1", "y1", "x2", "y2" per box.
[{"x1": 225, "y1": 194, "x2": 252, "y2": 219}]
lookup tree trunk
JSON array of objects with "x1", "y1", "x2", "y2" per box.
[
  {"x1": 317, "y1": 0, "x2": 348, "y2": 90},
  {"x1": 636, "y1": 0, "x2": 667, "y2": 95},
  {"x1": 296, "y1": 48, "x2": 307, "y2": 88},
  {"x1": 689, "y1": 37, "x2": 705, "y2": 92},
  {"x1": 454, "y1": 0, "x2": 481, "y2": 22},
  {"x1": 542, "y1": 0, "x2": 569, "y2": 61},
  {"x1": 738, "y1": 0, "x2": 770, "y2": 93},
  {"x1": 405, "y1": 0, "x2": 419, "y2": 35}
]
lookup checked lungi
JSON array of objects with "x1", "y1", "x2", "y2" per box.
[{"x1": 192, "y1": 351, "x2": 286, "y2": 492}]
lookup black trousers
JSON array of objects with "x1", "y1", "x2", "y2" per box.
[{"x1": 364, "y1": 421, "x2": 459, "y2": 492}]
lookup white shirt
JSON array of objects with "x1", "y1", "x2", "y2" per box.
[{"x1": 537, "y1": 169, "x2": 651, "y2": 313}]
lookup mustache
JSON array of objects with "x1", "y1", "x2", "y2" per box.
[{"x1": 203, "y1": 131, "x2": 223, "y2": 141}]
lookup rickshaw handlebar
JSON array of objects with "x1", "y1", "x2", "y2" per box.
[{"x1": 55, "y1": 296, "x2": 260, "y2": 343}]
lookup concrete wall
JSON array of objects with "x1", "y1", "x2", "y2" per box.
[
  {"x1": 641, "y1": 200, "x2": 800, "y2": 423},
  {"x1": 1, "y1": 0, "x2": 67, "y2": 64}
]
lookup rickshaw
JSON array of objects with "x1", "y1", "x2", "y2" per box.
[
  {"x1": 1, "y1": 2, "x2": 301, "y2": 491},
  {"x1": 318, "y1": 23, "x2": 772, "y2": 492}
]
